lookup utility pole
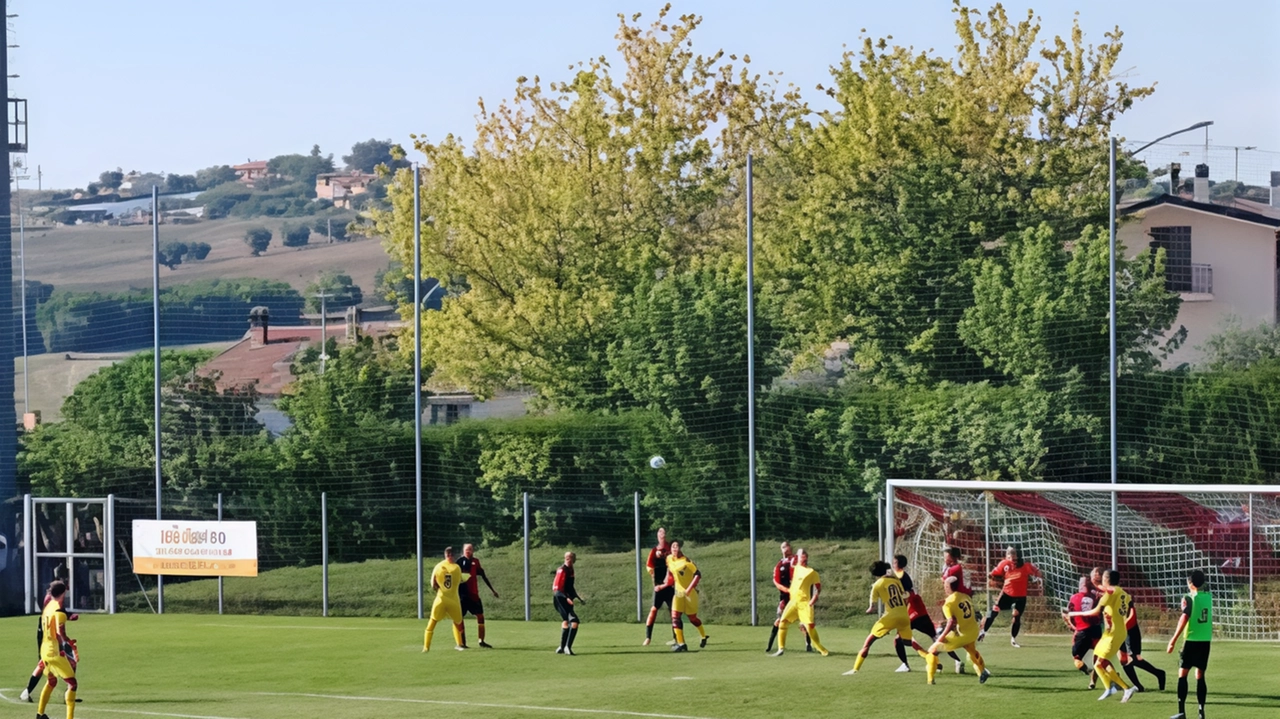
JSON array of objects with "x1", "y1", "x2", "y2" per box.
[{"x1": 12, "y1": 157, "x2": 28, "y2": 415}]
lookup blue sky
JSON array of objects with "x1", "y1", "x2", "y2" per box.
[{"x1": 10, "y1": 0, "x2": 1278, "y2": 190}]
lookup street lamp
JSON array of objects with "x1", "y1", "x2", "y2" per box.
[{"x1": 1129, "y1": 120, "x2": 1213, "y2": 156}]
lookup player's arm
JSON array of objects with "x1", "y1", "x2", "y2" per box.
[
  {"x1": 684, "y1": 569, "x2": 701, "y2": 594},
  {"x1": 773, "y1": 563, "x2": 788, "y2": 593},
  {"x1": 939, "y1": 613, "x2": 958, "y2": 638},
  {"x1": 1067, "y1": 598, "x2": 1104, "y2": 619},
  {"x1": 809, "y1": 582, "x2": 821, "y2": 608},
  {"x1": 1166, "y1": 598, "x2": 1191, "y2": 654},
  {"x1": 865, "y1": 583, "x2": 878, "y2": 614},
  {"x1": 478, "y1": 566, "x2": 499, "y2": 597},
  {"x1": 646, "y1": 549, "x2": 657, "y2": 580},
  {"x1": 431, "y1": 571, "x2": 440, "y2": 592}
]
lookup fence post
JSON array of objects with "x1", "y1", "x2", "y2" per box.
[
  {"x1": 876, "y1": 495, "x2": 883, "y2": 561},
  {"x1": 634, "y1": 492, "x2": 642, "y2": 622},
  {"x1": 523, "y1": 492, "x2": 531, "y2": 621},
  {"x1": 217, "y1": 493, "x2": 224, "y2": 615},
  {"x1": 23, "y1": 493, "x2": 32, "y2": 613},
  {"x1": 106, "y1": 494, "x2": 116, "y2": 614},
  {"x1": 1249, "y1": 492, "x2": 1255, "y2": 604},
  {"x1": 322, "y1": 492, "x2": 329, "y2": 618}
]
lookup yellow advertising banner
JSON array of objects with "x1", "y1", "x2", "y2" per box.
[{"x1": 132, "y1": 520, "x2": 259, "y2": 577}]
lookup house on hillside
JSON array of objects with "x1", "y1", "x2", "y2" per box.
[
  {"x1": 315, "y1": 171, "x2": 376, "y2": 208},
  {"x1": 1119, "y1": 168, "x2": 1280, "y2": 367},
  {"x1": 233, "y1": 160, "x2": 270, "y2": 185}
]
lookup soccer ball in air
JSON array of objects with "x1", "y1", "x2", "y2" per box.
[{"x1": 649, "y1": 455, "x2": 666, "y2": 469}]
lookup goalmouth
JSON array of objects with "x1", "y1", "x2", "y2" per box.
[{"x1": 884, "y1": 480, "x2": 1280, "y2": 640}]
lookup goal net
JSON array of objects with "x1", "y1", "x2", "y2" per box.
[{"x1": 886, "y1": 480, "x2": 1280, "y2": 640}]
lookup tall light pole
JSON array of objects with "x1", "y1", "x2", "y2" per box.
[
  {"x1": 1129, "y1": 120, "x2": 1214, "y2": 156},
  {"x1": 1234, "y1": 146, "x2": 1256, "y2": 183},
  {"x1": 313, "y1": 292, "x2": 333, "y2": 375},
  {"x1": 12, "y1": 158, "x2": 28, "y2": 414}
]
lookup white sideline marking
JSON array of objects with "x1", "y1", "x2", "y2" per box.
[
  {"x1": 672, "y1": 676, "x2": 695, "y2": 680},
  {"x1": 258, "y1": 691, "x2": 724, "y2": 719},
  {"x1": 199, "y1": 623, "x2": 404, "y2": 631},
  {"x1": 0, "y1": 691, "x2": 251, "y2": 719}
]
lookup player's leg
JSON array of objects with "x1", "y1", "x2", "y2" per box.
[
  {"x1": 63, "y1": 677, "x2": 78, "y2": 719},
  {"x1": 1008, "y1": 596, "x2": 1025, "y2": 646},
  {"x1": 22, "y1": 660, "x2": 45, "y2": 701},
  {"x1": 555, "y1": 596, "x2": 572, "y2": 653},
  {"x1": 851, "y1": 632, "x2": 879, "y2": 673},
  {"x1": 645, "y1": 603, "x2": 660, "y2": 644},
  {"x1": 1175, "y1": 667, "x2": 1190, "y2": 717},
  {"x1": 423, "y1": 618, "x2": 438, "y2": 651},
  {"x1": 476, "y1": 612, "x2": 493, "y2": 648},
  {"x1": 980, "y1": 594, "x2": 1003, "y2": 637},
  {"x1": 923, "y1": 641, "x2": 943, "y2": 684},
  {"x1": 38, "y1": 674, "x2": 56, "y2": 715},
  {"x1": 686, "y1": 612, "x2": 708, "y2": 647},
  {"x1": 566, "y1": 615, "x2": 580, "y2": 653},
  {"x1": 447, "y1": 603, "x2": 466, "y2": 649},
  {"x1": 1194, "y1": 667, "x2": 1206, "y2": 719},
  {"x1": 671, "y1": 610, "x2": 686, "y2": 649},
  {"x1": 766, "y1": 600, "x2": 784, "y2": 652},
  {"x1": 804, "y1": 623, "x2": 828, "y2": 656}
]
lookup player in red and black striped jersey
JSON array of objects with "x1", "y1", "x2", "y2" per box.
[
  {"x1": 765, "y1": 541, "x2": 811, "y2": 653},
  {"x1": 1063, "y1": 575, "x2": 1102, "y2": 687},
  {"x1": 893, "y1": 555, "x2": 965, "y2": 674},
  {"x1": 553, "y1": 552, "x2": 585, "y2": 655},
  {"x1": 643, "y1": 528, "x2": 676, "y2": 646},
  {"x1": 457, "y1": 544, "x2": 499, "y2": 649}
]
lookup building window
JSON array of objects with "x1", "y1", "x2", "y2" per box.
[{"x1": 1149, "y1": 226, "x2": 1191, "y2": 292}]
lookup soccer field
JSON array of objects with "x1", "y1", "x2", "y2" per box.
[{"x1": 2, "y1": 615, "x2": 1278, "y2": 719}]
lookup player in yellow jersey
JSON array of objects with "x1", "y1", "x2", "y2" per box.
[
  {"x1": 771, "y1": 548, "x2": 829, "y2": 656},
  {"x1": 36, "y1": 580, "x2": 77, "y2": 719},
  {"x1": 923, "y1": 575, "x2": 990, "y2": 685},
  {"x1": 660, "y1": 540, "x2": 708, "y2": 652},
  {"x1": 423, "y1": 546, "x2": 467, "y2": 652},
  {"x1": 846, "y1": 560, "x2": 927, "y2": 675},
  {"x1": 1066, "y1": 568, "x2": 1137, "y2": 703}
]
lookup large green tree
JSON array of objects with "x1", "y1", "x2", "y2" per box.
[
  {"x1": 759, "y1": 2, "x2": 1154, "y2": 385},
  {"x1": 374, "y1": 7, "x2": 802, "y2": 407}
]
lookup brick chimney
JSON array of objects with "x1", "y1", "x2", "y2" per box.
[
  {"x1": 249, "y1": 306, "x2": 270, "y2": 348},
  {"x1": 1271, "y1": 171, "x2": 1280, "y2": 209},
  {"x1": 1193, "y1": 164, "x2": 1210, "y2": 203}
]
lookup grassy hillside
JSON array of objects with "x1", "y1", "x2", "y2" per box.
[
  {"x1": 120, "y1": 539, "x2": 883, "y2": 626},
  {"x1": 17, "y1": 218, "x2": 391, "y2": 296}
]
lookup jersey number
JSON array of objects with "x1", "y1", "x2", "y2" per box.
[
  {"x1": 959, "y1": 599, "x2": 973, "y2": 619},
  {"x1": 1198, "y1": 608, "x2": 1208, "y2": 624},
  {"x1": 887, "y1": 584, "x2": 905, "y2": 609},
  {"x1": 444, "y1": 575, "x2": 452, "y2": 589}
]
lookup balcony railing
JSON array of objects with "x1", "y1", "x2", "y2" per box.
[{"x1": 1191, "y1": 263, "x2": 1212, "y2": 294}]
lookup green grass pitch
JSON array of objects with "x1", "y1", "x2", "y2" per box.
[{"x1": 3, "y1": 614, "x2": 1278, "y2": 719}]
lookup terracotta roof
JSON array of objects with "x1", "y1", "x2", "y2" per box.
[
  {"x1": 201, "y1": 326, "x2": 327, "y2": 397},
  {"x1": 233, "y1": 161, "x2": 268, "y2": 171}
]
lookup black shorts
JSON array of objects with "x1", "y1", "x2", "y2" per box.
[
  {"x1": 1179, "y1": 640, "x2": 1210, "y2": 671},
  {"x1": 909, "y1": 615, "x2": 936, "y2": 640},
  {"x1": 995, "y1": 593, "x2": 1027, "y2": 613},
  {"x1": 554, "y1": 594, "x2": 580, "y2": 624},
  {"x1": 652, "y1": 585, "x2": 675, "y2": 611},
  {"x1": 461, "y1": 595, "x2": 484, "y2": 617},
  {"x1": 1072, "y1": 625, "x2": 1102, "y2": 659},
  {"x1": 1123, "y1": 624, "x2": 1143, "y2": 657}
]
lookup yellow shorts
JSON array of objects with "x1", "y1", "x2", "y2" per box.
[
  {"x1": 42, "y1": 655, "x2": 75, "y2": 680},
  {"x1": 673, "y1": 589, "x2": 699, "y2": 616},
  {"x1": 937, "y1": 631, "x2": 978, "y2": 653},
  {"x1": 870, "y1": 613, "x2": 912, "y2": 640},
  {"x1": 430, "y1": 597, "x2": 462, "y2": 624},
  {"x1": 780, "y1": 599, "x2": 814, "y2": 626},
  {"x1": 1094, "y1": 633, "x2": 1124, "y2": 660}
]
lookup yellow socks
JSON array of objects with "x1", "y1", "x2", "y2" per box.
[
  {"x1": 424, "y1": 618, "x2": 438, "y2": 651},
  {"x1": 1095, "y1": 663, "x2": 1111, "y2": 690},
  {"x1": 1106, "y1": 666, "x2": 1129, "y2": 690},
  {"x1": 695, "y1": 624, "x2": 707, "y2": 639},
  {"x1": 926, "y1": 653, "x2": 939, "y2": 683},
  {"x1": 38, "y1": 681, "x2": 53, "y2": 714},
  {"x1": 452, "y1": 623, "x2": 463, "y2": 647},
  {"x1": 65, "y1": 688, "x2": 76, "y2": 719},
  {"x1": 807, "y1": 626, "x2": 828, "y2": 655},
  {"x1": 777, "y1": 624, "x2": 788, "y2": 650},
  {"x1": 853, "y1": 654, "x2": 867, "y2": 672},
  {"x1": 674, "y1": 627, "x2": 686, "y2": 645}
]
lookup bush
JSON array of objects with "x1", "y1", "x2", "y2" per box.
[
  {"x1": 189, "y1": 242, "x2": 212, "y2": 260},
  {"x1": 282, "y1": 222, "x2": 311, "y2": 248},
  {"x1": 244, "y1": 226, "x2": 272, "y2": 256}
]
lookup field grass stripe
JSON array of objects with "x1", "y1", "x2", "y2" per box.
[
  {"x1": 258, "y1": 691, "x2": 724, "y2": 719},
  {"x1": 0, "y1": 691, "x2": 251, "y2": 719},
  {"x1": 199, "y1": 623, "x2": 406, "y2": 631}
]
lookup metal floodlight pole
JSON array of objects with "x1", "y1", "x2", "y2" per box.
[
  {"x1": 314, "y1": 292, "x2": 333, "y2": 375},
  {"x1": 0, "y1": 0, "x2": 18, "y2": 552},
  {"x1": 15, "y1": 166, "x2": 27, "y2": 413},
  {"x1": 152, "y1": 185, "x2": 164, "y2": 613},
  {"x1": 322, "y1": 491, "x2": 329, "y2": 617},
  {"x1": 413, "y1": 163, "x2": 424, "y2": 621},
  {"x1": 1248, "y1": 493, "x2": 1255, "y2": 603},
  {"x1": 745, "y1": 152, "x2": 758, "y2": 627},
  {"x1": 1109, "y1": 137, "x2": 1119, "y2": 570},
  {"x1": 523, "y1": 492, "x2": 531, "y2": 622}
]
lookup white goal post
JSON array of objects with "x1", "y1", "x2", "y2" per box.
[{"x1": 884, "y1": 480, "x2": 1280, "y2": 640}]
